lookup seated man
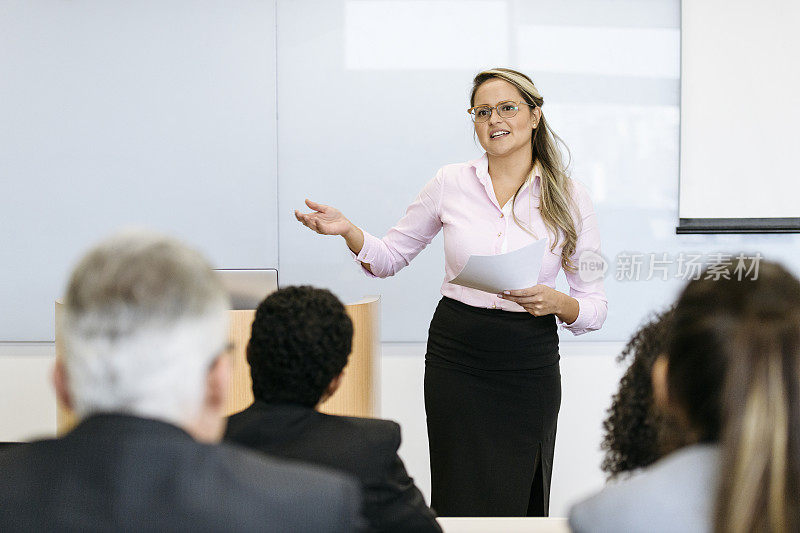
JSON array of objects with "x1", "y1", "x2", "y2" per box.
[
  {"x1": 225, "y1": 286, "x2": 441, "y2": 533},
  {"x1": 0, "y1": 231, "x2": 363, "y2": 532}
]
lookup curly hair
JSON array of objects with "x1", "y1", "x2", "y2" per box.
[
  {"x1": 600, "y1": 307, "x2": 685, "y2": 478},
  {"x1": 246, "y1": 285, "x2": 353, "y2": 407}
]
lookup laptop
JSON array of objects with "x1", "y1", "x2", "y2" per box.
[{"x1": 215, "y1": 269, "x2": 279, "y2": 310}]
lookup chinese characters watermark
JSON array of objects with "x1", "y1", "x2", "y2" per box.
[{"x1": 578, "y1": 251, "x2": 762, "y2": 282}]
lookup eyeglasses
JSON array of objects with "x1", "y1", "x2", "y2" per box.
[{"x1": 467, "y1": 100, "x2": 536, "y2": 123}]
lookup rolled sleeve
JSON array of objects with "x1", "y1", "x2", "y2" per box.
[{"x1": 560, "y1": 181, "x2": 608, "y2": 336}]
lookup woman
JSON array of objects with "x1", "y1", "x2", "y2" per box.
[
  {"x1": 600, "y1": 307, "x2": 687, "y2": 479},
  {"x1": 296, "y1": 68, "x2": 607, "y2": 516},
  {"x1": 569, "y1": 260, "x2": 800, "y2": 533}
]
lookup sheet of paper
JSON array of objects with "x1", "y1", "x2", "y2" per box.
[{"x1": 448, "y1": 239, "x2": 547, "y2": 294}]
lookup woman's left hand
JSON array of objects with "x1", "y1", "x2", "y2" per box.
[{"x1": 499, "y1": 285, "x2": 578, "y2": 323}]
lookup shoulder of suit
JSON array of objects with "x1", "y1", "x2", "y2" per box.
[
  {"x1": 0, "y1": 441, "x2": 35, "y2": 468},
  {"x1": 214, "y1": 440, "x2": 356, "y2": 492},
  {"x1": 225, "y1": 406, "x2": 253, "y2": 429},
  {"x1": 0, "y1": 436, "x2": 71, "y2": 467},
  {"x1": 319, "y1": 414, "x2": 402, "y2": 450},
  {"x1": 197, "y1": 441, "x2": 362, "y2": 528}
]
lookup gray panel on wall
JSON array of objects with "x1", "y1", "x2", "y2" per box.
[{"x1": 0, "y1": 1, "x2": 278, "y2": 341}]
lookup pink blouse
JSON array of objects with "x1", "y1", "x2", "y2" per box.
[{"x1": 355, "y1": 153, "x2": 607, "y2": 335}]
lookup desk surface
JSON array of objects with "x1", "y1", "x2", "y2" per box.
[{"x1": 437, "y1": 517, "x2": 569, "y2": 533}]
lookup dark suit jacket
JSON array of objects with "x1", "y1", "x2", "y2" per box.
[
  {"x1": 0, "y1": 414, "x2": 364, "y2": 532},
  {"x1": 225, "y1": 402, "x2": 441, "y2": 533}
]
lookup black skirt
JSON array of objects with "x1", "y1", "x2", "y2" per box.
[{"x1": 424, "y1": 296, "x2": 561, "y2": 517}]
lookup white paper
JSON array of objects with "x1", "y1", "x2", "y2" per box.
[{"x1": 448, "y1": 239, "x2": 548, "y2": 294}]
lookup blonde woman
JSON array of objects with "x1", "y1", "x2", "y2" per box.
[
  {"x1": 569, "y1": 259, "x2": 800, "y2": 533},
  {"x1": 296, "y1": 68, "x2": 607, "y2": 516}
]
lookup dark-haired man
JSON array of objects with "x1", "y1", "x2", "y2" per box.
[{"x1": 225, "y1": 286, "x2": 441, "y2": 533}]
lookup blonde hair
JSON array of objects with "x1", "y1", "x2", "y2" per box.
[
  {"x1": 470, "y1": 68, "x2": 578, "y2": 272},
  {"x1": 668, "y1": 260, "x2": 800, "y2": 533},
  {"x1": 715, "y1": 312, "x2": 800, "y2": 533}
]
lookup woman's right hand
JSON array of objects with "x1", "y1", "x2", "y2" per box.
[
  {"x1": 295, "y1": 199, "x2": 367, "y2": 257},
  {"x1": 295, "y1": 199, "x2": 353, "y2": 236}
]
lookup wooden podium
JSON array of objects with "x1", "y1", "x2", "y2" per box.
[{"x1": 55, "y1": 296, "x2": 380, "y2": 435}]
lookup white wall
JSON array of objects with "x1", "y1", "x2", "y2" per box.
[
  {"x1": 0, "y1": 340, "x2": 624, "y2": 518},
  {"x1": 0, "y1": 0, "x2": 279, "y2": 341}
]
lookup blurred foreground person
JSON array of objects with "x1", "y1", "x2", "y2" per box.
[
  {"x1": 225, "y1": 286, "x2": 441, "y2": 533},
  {"x1": 600, "y1": 307, "x2": 687, "y2": 479},
  {"x1": 0, "y1": 231, "x2": 363, "y2": 532},
  {"x1": 570, "y1": 259, "x2": 800, "y2": 533}
]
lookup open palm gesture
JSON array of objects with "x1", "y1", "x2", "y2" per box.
[{"x1": 294, "y1": 199, "x2": 352, "y2": 236}]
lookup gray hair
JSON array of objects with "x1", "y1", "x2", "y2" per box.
[{"x1": 62, "y1": 229, "x2": 230, "y2": 426}]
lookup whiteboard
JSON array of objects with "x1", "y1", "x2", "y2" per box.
[
  {"x1": 277, "y1": 0, "x2": 688, "y2": 342},
  {"x1": 679, "y1": 0, "x2": 800, "y2": 231},
  {"x1": 277, "y1": 0, "x2": 800, "y2": 342},
  {"x1": 0, "y1": 1, "x2": 278, "y2": 341},
  {"x1": 7, "y1": 0, "x2": 800, "y2": 345}
]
